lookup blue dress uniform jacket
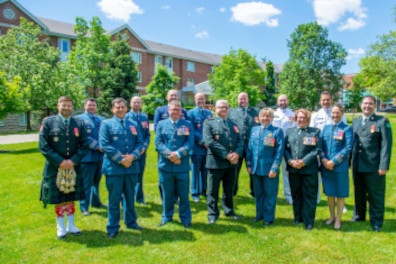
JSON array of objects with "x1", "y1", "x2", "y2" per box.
[
  {"x1": 246, "y1": 124, "x2": 285, "y2": 176},
  {"x1": 154, "y1": 105, "x2": 188, "y2": 132},
  {"x1": 321, "y1": 122, "x2": 353, "y2": 173},
  {"x1": 39, "y1": 115, "x2": 89, "y2": 205},
  {"x1": 155, "y1": 118, "x2": 194, "y2": 172},
  {"x1": 76, "y1": 112, "x2": 106, "y2": 162},
  {"x1": 126, "y1": 111, "x2": 151, "y2": 203},
  {"x1": 99, "y1": 116, "x2": 143, "y2": 175},
  {"x1": 188, "y1": 107, "x2": 213, "y2": 155}
]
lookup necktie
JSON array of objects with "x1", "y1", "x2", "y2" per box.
[
  {"x1": 136, "y1": 113, "x2": 140, "y2": 122},
  {"x1": 362, "y1": 117, "x2": 366, "y2": 126},
  {"x1": 121, "y1": 120, "x2": 125, "y2": 129},
  {"x1": 65, "y1": 120, "x2": 69, "y2": 130}
]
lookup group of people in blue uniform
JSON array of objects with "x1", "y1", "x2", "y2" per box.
[{"x1": 39, "y1": 90, "x2": 392, "y2": 239}]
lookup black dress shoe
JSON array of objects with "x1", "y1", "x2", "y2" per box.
[
  {"x1": 69, "y1": 231, "x2": 82, "y2": 236},
  {"x1": 229, "y1": 214, "x2": 241, "y2": 220},
  {"x1": 57, "y1": 234, "x2": 67, "y2": 240},
  {"x1": 128, "y1": 225, "x2": 144, "y2": 230},
  {"x1": 253, "y1": 218, "x2": 263, "y2": 223},
  {"x1": 305, "y1": 224, "x2": 313, "y2": 231},
  {"x1": 292, "y1": 220, "x2": 302, "y2": 226},
  {"x1": 372, "y1": 226, "x2": 381, "y2": 232},
  {"x1": 208, "y1": 219, "x2": 216, "y2": 225},
  {"x1": 184, "y1": 223, "x2": 192, "y2": 228},
  {"x1": 263, "y1": 221, "x2": 274, "y2": 226},
  {"x1": 81, "y1": 211, "x2": 91, "y2": 216},
  {"x1": 108, "y1": 232, "x2": 118, "y2": 239},
  {"x1": 158, "y1": 221, "x2": 168, "y2": 227},
  {"x1": 93, "y1": 204, "x2": 108, "y2": 209}
]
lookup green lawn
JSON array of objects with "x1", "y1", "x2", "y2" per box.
[{"x1": 0, "y1": 118, "x2": 395, "y2": 263}]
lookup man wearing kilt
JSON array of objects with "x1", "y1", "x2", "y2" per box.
[{"x1": 39, "y1": 96, "x2": 89, "y2": 239}]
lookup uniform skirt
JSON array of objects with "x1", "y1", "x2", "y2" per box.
[{"x1": 321, "y1": 170, "x2": 349, "y2": 198}]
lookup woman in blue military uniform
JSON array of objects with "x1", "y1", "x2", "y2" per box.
[
  {"x1": 246, "y1": 108, "x2": 284, "y2": 226},
  {"x1": 320, "y1": 104, "x2": 353, "y2": 230}
]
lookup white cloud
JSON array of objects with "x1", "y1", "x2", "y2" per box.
[
  {"x1": 196, "y1": 7, "x2": 205, "y2": 14},
  {"x1": 219, "y1": 7, "x2": 226, "y2": 13},
  {"x1": 97, "y1": 0, "x2": 143, "y2": 22},
  {"x1": 161, "y1": 5, "x2": 170, "y2": 10},
  {"x1": 313, "y1": 0, "x2": 367, "y2": 31},
  {"x1": 230, "y1": 2, "x2": 282, "y2": 27},
  {"x1": 195, "y1": 31, "x2": 209, "y2": 39},
  {"x1": 346, "y1": 48, "x2": 365, "y2": 60}
]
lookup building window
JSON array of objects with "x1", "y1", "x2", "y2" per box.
[
  {"x1": 0, "y1": 119, "x2": 4, "y2": 126},
  {"x1": 165, "y1": 57, "x2": 173, "y2": 71},
  {"x1": 19, "y1": 113, "x2": 27, "y2": 126},
  {"x1": 137, "y1": 71, "x2": 142, "y2": 83},
  {"x1": 186, "y1": 62, "x2": 195, "y2": 72},
  {"x1": 155, "y1": 55, "x2": 163, "y2": 66},
  {"x1": 0, "y1": 29, "x2": 2, "y2": 36},
  {"x1": 58, "y1": 38, "x2": 71, "y2": 61},
  {"x1": 187, "y1": 78, "x2": 195, "y2": 86},
  {"x1": 130, "y1": 52, "x2": 142, "y2": 64}
]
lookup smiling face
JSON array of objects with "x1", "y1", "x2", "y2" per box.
[
  {"x1": 331, "y1": 106, "x2": 343, "y2": 124},
  {"x1": 130, "y1": 97, "x2": 142, "y2": 112},
  {"x1": 238, "y1": 93, "x2": 249, "y2": 108},
  {"x1": 361, "y1": 97, "x2": 376, "y2": 116},
  {"x1": 277, "y1": 95, "x2": 289, "y2": 109},
  {"x1": 320, "y1": 94, "x2": 333, "y2": 109},
  {"x1": 195, "y1": 93, "x2": 206, "y2": 108},
  {"x1": 112, "y1": 101, "x2": 127, "y2": 119},
  {"x1": 168, "y1": 104, "x2": 182, "y2": 121},
  {"x1": 259, "y1": 111, "x2": 273, "y2": 126},
  {"x1": 166, "y1": 90, "x2": 179, "y2": 103},
  {"x1": 296, "y1": 111, "x2": 309, "y2": 128},
  {"x1": 215, "y1": 101, "x2": 229, "y2": 119},
  {"x1": 58, "y1": 100, "x2": 73, "y2": 118},
  {"x1": 84, "y1": 100, "x2": 97, "y2": 115}
]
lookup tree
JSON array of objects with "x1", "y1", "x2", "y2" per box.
[
  {"x1": 263, "y1": 60, "x2": 277, "y2": 107},
  {"x1": 69, "y1": 17, "x2": 111, "y2": 98},
  {"x1": 0, "y1": 73, "x2": 28, "y2": 120},
  {"x1": 97, "y1": 33, "x2": 139, "y2": 114},
  {"x1": 208, "y1": 48, "x2": 265, "y2": 107},
  {"x1": 345, "y1": 74, "x2": 365, "y2": 117},
  {"x1": 142, "y1": 64, "x2": 180, "y2": 115},
  {"x1": 278, "y1": 22, "x2": 347, "y2": 110},
  {"x1": 357, "y1": 30, "x2": 396, "y2": 102},
  {"x1": 0, "y1": 18, "x2": 66, "y2": 129}
]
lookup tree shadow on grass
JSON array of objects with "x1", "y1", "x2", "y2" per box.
[
  {"x1": 0, "y1": 148, "x2": 39, "y2": 155},
  {"x1": 63, "y1": 227, "x2": 196, "y2": 247},
  {"x1": 188, "y1": 222, "x2": 248, "y2": 235}
]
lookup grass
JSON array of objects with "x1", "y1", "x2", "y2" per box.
[{"x1": 0, "y1": 118, "x2": 395, "y2": 263}]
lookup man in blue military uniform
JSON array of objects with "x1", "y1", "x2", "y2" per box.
[
  {"x1": 203, "y1": 99, "x2": 244, "y2": 224},
  {"x1": 154, "y1": 89, "x2": 188, "y2": 201},
  {"x1": 351, "y1": 95, "x2": 392, "y2": 232},
  {"x1": 99, "y1": 98, "x2": 144, "y2": 239},
  {"x1": 228, "y1": 92, "x2": 260, "y2": 197},
  {"x1": 188, "y1": 92, "x2": 213, "y2": 202},
  {"x1": 76, "y1": 98, "x2": 107, "y2": 216},
  {"x1": 126, "y1": 96, "x2": 151, "y2": 206},
  {"x1": 39, "y1": 96, "x2": 89, "y2": 239},
  {"x1": 155, "y1": 100, "x2": 194, "y2": 228}
]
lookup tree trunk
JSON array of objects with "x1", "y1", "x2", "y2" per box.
[{"x1": 26, "y1": 110, "x2": 31, "y2": 131}]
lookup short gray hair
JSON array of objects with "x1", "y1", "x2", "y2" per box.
[
  {"x1": 215, "y1": 99, "x2": 229, "y2": 107},
  {"x1": 112, "y1": 97, "x2": 127, "y2": 107},
  {"x1": 259, "y1": 107, "x2": 274, "y2": 118},
  {"x1": 169, "y1": 100, "x2": 182, "y2": 108}
]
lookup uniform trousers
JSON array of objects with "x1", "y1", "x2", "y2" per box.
[
  {"x1": 281, "y1": 158, "x2": 292, "y2": 204},
  {"x1": 105, "y1": 174, "x2": 138, "y2": 234},
  {"x1": 136, "y1": 154, "x2": 146, "y2": 203},
  {"x1": 289, "y1": 172, "x2": 318, "y2": 226},
  {"x1": 253, "y1": 174, "x2": 279, "y2": 222},
  {"x1": 79, "y1": 162, "x2": 103, "y2": 212},
  {"x1": 234, "y1": 150, "x2": 254, "y2": 196},
  {"x1": 191, "y1": 154, "x2": 208, "y2": 199},
  {"x1": 353, "y1": 171, "x2": 386, "y2": 227},
  {"x1": 159, "y1": 170, "x2": 191, "y2": 224},
  {"x1": 207, "y1": 168, "x2": 237, "y2": 220}
]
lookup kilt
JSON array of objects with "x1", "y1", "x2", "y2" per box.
[{"x1": 40, "y1": 167, "x2": 85, "y2": 205}]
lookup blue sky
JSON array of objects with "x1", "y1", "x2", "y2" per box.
[{"x1": 18, "y1": 0, "x2": 395, "y2": 74}]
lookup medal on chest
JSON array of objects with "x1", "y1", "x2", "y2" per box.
[
  {"x1": 177, "y1": 126, "x2": 189, "y2": 136},
  {"x1": 233, "y1": 125, "x2": 240, "y2": 133},
  {"x1": 74, "y1": 127, "x2": 79, "y2": 137},
  {"x1": 333, "y1": 129, "x2": 344, "y2": 140},
  {"x1": 254, "y1": 116, "x2": 259, "y2": 124},
  {"x1": 53, "y1": 136, "x2": 59, "y2": 142},
  {"x1": 370, "y1": 125, "x2": 375, "y2": 133},
  {"x1": 303, "y1": 136, "x2": 316, "y2": 145},
  {"x1": 263, "y1": 137, "x2": 275, "y2": 147},
  {"x1": 215, "y1": 134, "x2": 219, "y2": 141},
  {"x1": 141, "y1": 121, "x2": 149, "y2": 129},
  {"x1": 197, "y1": 122, "x2": 201, "y2": 129},
  {"x1": 130, "y1": 126, "x2": 137, "y2": 135}
]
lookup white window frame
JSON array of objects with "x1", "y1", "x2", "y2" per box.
[
  {"x1": 130, "y1": 52, "x2": 142, "y2": 64},
  {"x1": 137, "y1": 71, "x2": 142, "y2": 83},
  {"x1": 165, "y1": 57, "x2": 173, "y2": 71},
  {"x1": 58, "y1": 38, "x2": 71, "y2": 53},
  {"x1": 186, "y1": 62, "x2": 195, "y2": 72}
]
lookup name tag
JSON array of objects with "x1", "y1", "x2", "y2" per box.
[
  {"x1": 303, "y1": 137, "x2": 316, "y2": 145},
  {"x1": 333, "y1": 129, "x2": 344, "y2": 140},
  {"x1": 263, "y1": 137, "x2": 275, "y2": 147}
]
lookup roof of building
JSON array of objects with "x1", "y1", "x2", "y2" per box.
[{"x1": 37, "y1": 16, "x2": 78, "y2": 39}]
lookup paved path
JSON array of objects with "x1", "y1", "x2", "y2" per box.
[
  {"x1": 0, "y1": 124, "x2": 155, "y2": 145},
  {"x1": 0, "y1": 133, "x2": 39, "y2": 145}
]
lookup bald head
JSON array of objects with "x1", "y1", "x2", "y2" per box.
[
  {"x1": 237, "y1": 92, "x2": 249, "y2": 108},
  {"x1": 166, "y1": 89, "x2": 179, "y2": 103},
  {"x1": 277, "y1": 94, "x2": 289, "y2": 109},
  {"x1": 130, "y1": 96, "x2": 142, "y2": 113},
  {"x1": 194, "y1": 92, "x2": 206, "y2": 108}
]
